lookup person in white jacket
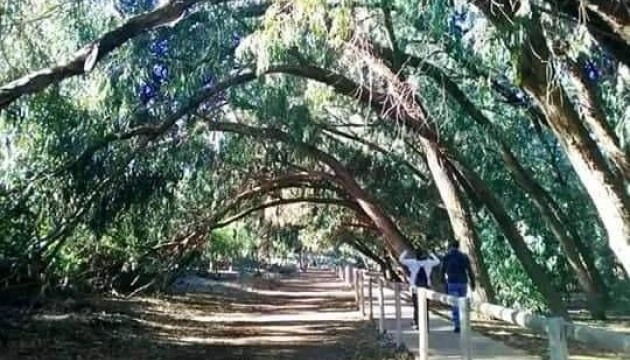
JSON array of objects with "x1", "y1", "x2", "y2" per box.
[{"x1": 399, "y1": 249, "x2": 440, "y2": 329}]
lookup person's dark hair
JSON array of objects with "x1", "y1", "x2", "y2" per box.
[
  {"x1": 415, "y1": 249, "x2": 427, "y2": 259},
  {"x1": 449, "y1": 240, "x2": 460, "y2": 249}
]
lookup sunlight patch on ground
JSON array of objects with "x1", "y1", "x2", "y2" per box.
[
  {"x1": 278, "y1": 280, "x2": 343, "y2": 289},
  {"x1": 35, "y1": 314, "x2": 72, "y2": 321},
  {"x1": 250, "y1": 289, "x2": 351, "y2": 298},
  {"x1": 230, "y1": 303, "x2": 327, "y2": 311},
  {"x1": 131, "y1": 317, "x2": 210, "y2": 332},
  {"x1": 177, "y1": 334, "x2": 324, "y2": 345},
  {"x1": 189, "y1": 311, "x2": 360, "y2": 323},
  {"x1": 289, "y1": 297, "x2": 350, "y2": 303}
]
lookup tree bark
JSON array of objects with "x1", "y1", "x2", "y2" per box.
[
  {"x1": 543, "y1": 0, "x2": 630, "y2": 67},
  {"x1": 472, "y1": 0, "x2": 630, "y2": 280},
  {"x1": 422, "y1": 138, "x2": 496, "y2": 303},
  {"x1": 500, "y1": 144, "x2": 608, "y2": 318},
  {"x1": 451, "y1": 158, "x2": 569, "y2": 316},
  {"x1": 520, "y1": 25, "x2": 630, "y2": 279},
  {"x1": 415, "y1": 58, "x2": 607, "y2": 318},
  {"x1": 346, "y1": 237, "x2": 390, "y2": 274},
  {"x1": 566, "y1": 61, "x2": 630, "y2": 181}
]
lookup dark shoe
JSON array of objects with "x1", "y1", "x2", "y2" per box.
[{"x1": 454, "y1": 327, "x2": 460, "y2": 333}]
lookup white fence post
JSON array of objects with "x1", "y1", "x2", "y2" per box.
[
  {"x1": 459, "y1": 297, "x2": 472, "y2": 360},
  {"x1": 379, "y1": 277, "x2": 385, "y2": 333},
  {"x1": 548, "y1": 317, "x2": 569, "y2": 360},
  {"x1": 360, "y1": 271, "x2": 366, "y2": 317},
  {"x1": 395, "y1": 282, "x2": 402, "y2": 347},
  {"x1": 418, "y1": 289, "x2": 428, "y2": 360},
  {"x1": 353, "y1": 268, "x2": 360, "y2": 308},
  {"x1": 368, "y1": 277, "x2": 374, "y2": 321},
  {"x1": 345, "y1": 265, "x2": 351, "y2": 286}
]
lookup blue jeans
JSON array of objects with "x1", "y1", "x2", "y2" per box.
[{"x1": 447, "y1": 283, "x2": 467, "y2": 329}]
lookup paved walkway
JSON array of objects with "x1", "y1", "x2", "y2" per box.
[{"x1": 351, "y1": 275, "x2": 540, "y2": 360}]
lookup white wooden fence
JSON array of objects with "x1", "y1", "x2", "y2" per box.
[{"x1": 335, "y1": 265, "x2": 630, "y2": 360}]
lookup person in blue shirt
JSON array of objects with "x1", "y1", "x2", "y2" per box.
[
  {"x1": 440, "y1": 241, "x2": 476, "y2": 333},
  {"x1": 399, "y1": 249, "x2": 440, "y2": 329}
]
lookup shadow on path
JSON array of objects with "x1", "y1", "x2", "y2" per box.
[{"x1": 3, "y1": 270, "x2": 396, "y2": 360}]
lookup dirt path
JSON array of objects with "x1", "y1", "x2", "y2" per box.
[{"x1": 2, "y1": 270, "x2": 407, "y2": 360}]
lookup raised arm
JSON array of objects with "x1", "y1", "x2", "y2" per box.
[
  {"x1": 427, "y1": 253, "x2": 440, "y2": 267},
  {"x1": 398, "y1": 249, "x2": 415, "y2": 267}
]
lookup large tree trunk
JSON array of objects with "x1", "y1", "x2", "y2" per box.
[
  {"x1": 545, "y1": 0, "x2": 630, "y2": 67},
  {"x1": 422, "y1": 139, "x2": 496, "y2": 303},
  {"x1": 566, "y1": 61, "x2": 630, "y2": 181},
  {"x1": 452, "y1": 159, "x2": 569, "y2": 316},
  {"x1": 331, "y1": 166, "x2": 413, "y2": 256},
  {"x1": 472, "y1": 0, "x2": 630, "y2": 280},
  {"x1": 346, "y1": 238, "x2": 388, "y2": 269},
  {"x1": 348, "y1": 241, "x2": 400, "y2": 282},
  {"x1": 500, "y1": 144, "x2": 608, "y2": 318},
  {"x1": 520, "y1": 27, "x2": 630, "y2": 279},
  {"x1": 416, "y1": 58, "x2": 607, "y2": 316}
]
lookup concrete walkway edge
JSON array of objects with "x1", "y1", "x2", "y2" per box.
[{"x1": 355, "y1": 275, "x2": 540, "y2": 360}]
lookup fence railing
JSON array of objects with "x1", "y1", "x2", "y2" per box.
[{"x1": 335, "y1": 265, "x2": 630, "y2": 360}]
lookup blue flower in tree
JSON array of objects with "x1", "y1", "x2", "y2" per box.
[
  {"x1": 150, "y1": 38, "x2": 169, "y2": 56},
  {"x1": 215, "y1": 91, "x2": 227, "y2": 103},
  {"x1": 583, "y1": 60, "x2": 601, "y2": 81},
  {"x1": 230, "y1": 32, "x2": 241, "y2": 48},
  {"x1": 601, "y1": 52, "x2": 616, "y2": 75},
  {"x1": 202, "y1": 73, "x2": 217, "y2": 89},
  {"x1": 513, "y1": 90, "x2": 527, "y2": 105},
  {"x1": 151, "y1": 63, "x2": 169, "y2": 84},
  {"x1": 454, "y1": 10, "x2": 467, "y2": 23},
  {"x1": 139, "y1": 82, "x2": 158, "y2": 104},
  {"x1": 449, "y1": 10, "x2": 469, "y2": 36}
]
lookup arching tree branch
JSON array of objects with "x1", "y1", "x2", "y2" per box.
[
  {"x1": 213, "y1": 197, "x2": 358, "y2": 229},
  {"x1": 320, "y1": 124, "x2": 429, "y2": 183},
  {"x1": 0, "y1": 0, "x2": 270, "y2": 110},
  {"x1": 0, "y1": 0, "x2": 208, "y2": 109}
]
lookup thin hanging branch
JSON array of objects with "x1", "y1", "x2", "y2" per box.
[{"x1": 0, "y1": 0, "x2": 262, "y2": 110}]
